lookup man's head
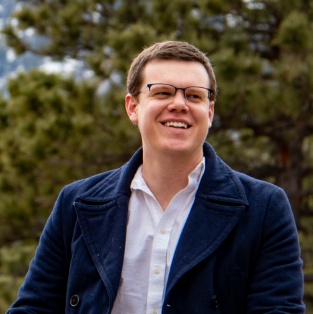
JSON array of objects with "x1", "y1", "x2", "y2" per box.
[
  {"x1": 126, "y1": 41, "x2": 217, "y2": 101},
  {"x1": 125, "y1": 41, "x2": 215, "y2": 163}
]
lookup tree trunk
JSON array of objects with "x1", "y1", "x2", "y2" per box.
[{"x1": 275, "y1": 140, "x2": 303, "y2": 226}]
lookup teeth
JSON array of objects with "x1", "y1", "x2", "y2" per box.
[{"x1": 164, "y1": 121, "x2": 188, "y2": 129}]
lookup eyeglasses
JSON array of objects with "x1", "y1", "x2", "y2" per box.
[{"x1": 139, "y1": 83, "x2": 213, "y2": 104}]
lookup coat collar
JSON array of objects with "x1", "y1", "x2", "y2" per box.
[
  {"x1": 74, "y1": 142, "x2": 249, "y2": 305},
  {"x1": 199, "y1": 142, "x2": 249, "y2": 205},
  {"x1": 76, "y1": 142, "x2": 249, "y2": 206}
]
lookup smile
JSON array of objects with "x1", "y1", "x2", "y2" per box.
[{"x1": 163, "y1": 121, "x2": 190, "y2": 129}]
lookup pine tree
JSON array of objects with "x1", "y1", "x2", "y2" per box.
[{"x1": 1, "y1": 0, "x2": 313, "y2": 309}]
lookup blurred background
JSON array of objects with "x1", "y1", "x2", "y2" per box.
[{"x1": 0, "y1": 0, "x2": 312, "y2": 311}]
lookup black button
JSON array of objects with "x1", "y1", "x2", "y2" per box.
[
  {"x1": 70, "y1": 294, "x2": 80, "y2": 307},
  {"x1": 210, "y1": 295, "x2": 220, "y2": 308}
]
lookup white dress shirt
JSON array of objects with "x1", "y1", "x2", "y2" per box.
[{"x1": 111, "y1": 159, "x2": 205, "y2": 314}]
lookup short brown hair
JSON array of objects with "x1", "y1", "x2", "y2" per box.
[{"x1": 126, "y1": 41, "x2": 217, "y2": 101}]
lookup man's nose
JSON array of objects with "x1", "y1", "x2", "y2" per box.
[{"x1": 168, "y1": 89, "x2": 189, "y2": 111}]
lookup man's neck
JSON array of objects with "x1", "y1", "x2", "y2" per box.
[{"x1": 141, "y1": 152, "x2": 203, "y2": 211}]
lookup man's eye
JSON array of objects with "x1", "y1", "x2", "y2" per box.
[
  {"x1": 187, "y1": 94, "x2": 201, "y2": 99},
  {"x1": 158, "y1": 91, "x2": 171, "y2": 95},
  {"x1": 152, "y1": 89, "x2": 172, "y2": 98},
  {"x1": 186, "y1": 93, "x2": 203, "y2": 102}
]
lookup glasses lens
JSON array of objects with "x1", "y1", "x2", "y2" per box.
[
  {"x1": 185, "y1": 87, "x2": 208, "y2": 103},
  {"x1": 149, "y1": 84, "x2": 175, "y2": 99}
]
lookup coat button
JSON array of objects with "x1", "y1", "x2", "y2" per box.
[
  {"x1": 70, "y1": 294, "x2": 80, "y2": 307},
  {"x1": 210, "y1": 295, "x2": 220, "y2": 308}
]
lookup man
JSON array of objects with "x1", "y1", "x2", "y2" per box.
[{"x1": 7, "y1": 41, "x2": 305, "y2": 313}]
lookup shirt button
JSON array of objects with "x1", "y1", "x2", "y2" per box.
[
  {"x1": 161, "y1": 228, "x2": 167, "y2": 234},
  {"x1": 152, "y1": 310, "x2": 158, "y2": 314},
  {"x1": 154, "y1": 267, "x2": 161, "y2": 274}
]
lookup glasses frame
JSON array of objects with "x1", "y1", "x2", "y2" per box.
[{"x1": 140, "y1": 83, "x2": 213, "y2": 102}]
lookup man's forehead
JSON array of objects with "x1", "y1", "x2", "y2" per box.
[{"x1": 142, "y1": 59, "x2": 210, "y2": 85}]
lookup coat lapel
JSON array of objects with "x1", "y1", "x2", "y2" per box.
[
  {"x1": 74, "y1": 196, "x2": 129, "y2": 302},
  {"x1": 166, "y1": 143, "x2": 249, "y2": 294},
  {"x1": 166, "y1": 198, "x2": 246, "y2": 293},
  {"x1": 72, "y1": 148, "x2": 143, "y2": 303}
]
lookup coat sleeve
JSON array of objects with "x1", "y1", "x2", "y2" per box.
[
  {"x1": 247, "y1": 187, "x2": 305, "y2": 313},
  {"x1": 6, "y1": 187, "x2": 73, "y2": 314}
]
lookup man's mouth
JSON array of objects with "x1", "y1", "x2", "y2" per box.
[{"x1": 163, "y1": 121, "x2": 190, "y2": 129}]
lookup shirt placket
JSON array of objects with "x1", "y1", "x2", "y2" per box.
[{"x1": 146, "y1": 200, "x2": 186, "y2": 314}]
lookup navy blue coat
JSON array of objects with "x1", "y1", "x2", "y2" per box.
[{"x1": 7, "y1": 143, "x2": 305, "y2": 313}]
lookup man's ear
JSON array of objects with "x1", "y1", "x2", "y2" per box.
[
  {"x1": 125, "y1": 93, "x2": 139, "y2": 124},
  {"x1": 208, "y1": 100, "x2": 214, "y2": 128}
]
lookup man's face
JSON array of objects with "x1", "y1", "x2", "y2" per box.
[{"x1": 125, "y1": 60, "x2": 214, "y2": 161}]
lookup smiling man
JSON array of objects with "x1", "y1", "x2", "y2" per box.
[
  {"x1": 7, "y1": 41, "x2": 305, "y2": 314},
  {"x1": 125, "y1": 58, "x2": 214, "y2": 211}
]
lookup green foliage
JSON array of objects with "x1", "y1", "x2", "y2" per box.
[
  {"x1": 1, "y1": 0, "x2": 313, "y2": 309},
  {"x1": 0, "y1": 241, "x2": 36, "y2": 313},
  {"x1": 0, "y1": 70, "x2": 140, "y2": 244},
  {"x1": 275, "y1": 11, "x2": 311, "y2": 52}
]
